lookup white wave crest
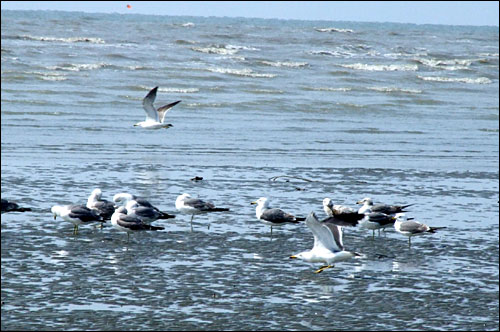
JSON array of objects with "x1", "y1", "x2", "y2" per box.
[
  {"x1": 259, "y1": 61, "x2": 308, "y2": 68},
  {"x1": 47, "y1": 63, "x2": 110, "y2": 71},
  {"x1": 415, "y1": 58, "x2": 473, "y2": 70},
  {"x1": 21, "y1": 35, "x2": 105, "y2": 44},
  {"x1": 417, "y1": 76, "x2": 492, "y2": 84},
  {"x1": 315, "y1": 28, "x2": 354, "y2": 33},
  {"x1": 341, "y1": 63, "x2": 418, "y2": 71},
  {"x1": 206, "y1": 67, "x2": 276, "y2": 78},
  {"x1": 191, "y1": 47, "x2": 238, "y2": 55},
  {"x1": 158, "y1": 87, "x2": 199, "y2": 93},
  {"x1": 307, "y1": 87, "x2": 352, "y2": 92},
  {"x1": 367, "y1": 86, "x2": 422, "y2": 94}
]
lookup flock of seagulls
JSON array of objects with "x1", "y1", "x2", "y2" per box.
[{"x1": 1, "y1": 86, "x2": 448, "y2": 274}]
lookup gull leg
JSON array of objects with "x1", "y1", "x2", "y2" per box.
[
  {"x1": 408, "y1": 237, "x2": 412, "y2": 247},
  {"x1": 314, "y1": 265, "x2": 334, "y2": 274},
  {"x1": 127, "y1": 232, "x2": 130, "y2": 242},
  {"x1": 378, "y1": 229, "x2": 381, "y2": 236},
  {"x1": 190, "y1": 214, "x2": 194, "y2": 232}
]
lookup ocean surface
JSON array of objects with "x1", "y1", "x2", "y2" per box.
[{"x1": 1, "y1": 10, "x2": 499, "y2": 331}]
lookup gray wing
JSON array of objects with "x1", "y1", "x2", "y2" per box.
[
  {"x1": 365, "y1": 212, "x2": 396, "y2": 226},
  {"x1": 157, "y1": 100, "x2": 181, "y2": 123},
  {"x1": 93, "y1": 200, "x2": 115, "y2": 219},
  {"x1": 117, "y1": 214, "x2": 148, "y2": 230},
  {"x1": 132, "y1": 206, "x2": 160, "y2": 219},
  {"x1": 399, "y1": 220, "x2": 429, "y2": 234},
  {"x1": 134, "y1": 198, "x2": 156, "y2": 209},
  {"x1": 69, "y1": 205, "x2": 102, "y2": 222},
  {"x1": 261, "y1": 208, "x2": 296, "y2": 224},
  {"x1": 142, "y1": 86, "x2": 159, "y2": 122},
  {"x1": 184, "y1": 198, "x2": 215, "y2": 211}
]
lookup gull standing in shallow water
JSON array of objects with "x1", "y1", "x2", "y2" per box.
[
  {"x1": 51, "y1": 204, "x2": 104, "y2": 234},
  {"x1": 134, "y1": 86, "x2": 181, "y2": 129},
  {"x1": 251, "y1": 197, "x2": 305, "y2": 235},
  {"x1": 322, "y1": 197, "x2": 364, "y2": 227},
  {"x1": 113, "y1": 193, "x2": 175, "y2": 219},
  {"x1": 111, "y1": 207, "x2": 164, "y2": 242},
  {"x1": 394, "y1": 213, "x2": 446, "y2": 247},
  {"x1": 356, "y1": 197, "x2": 414, "y2": 215},
  {"x1": 175, "y1": 193, "x2": 230, "y2": 231},
  {"x1": 87, "y1": 188, "x2": 115, "y2": 220},
  {"x1": 290, "y1": 212, "x2": 361, "y2": 273}
]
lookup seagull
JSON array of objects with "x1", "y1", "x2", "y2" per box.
[
  {"x1": 356, "y1": 197, "x2": 414, "y2": 215},
  {"x1": 51, "y1": 204, "x2": 104, "y2": 234},
  {"x1": 290, "y1": 212, "x2": 361, "y2": 273},
  {"x1": 394, "y1": 213, "x2": 446, "y2": 247},
  {"x1": 175, "y1": 193, "x2": 230, "y2": 231},
  {"x1": 125, "y1": 200, "x2": 175, "y2": 223},
  {"x1": 113, "y1": 193, "x2": 175, "y2": 219},
  {"x1": 322, "y1": 198, "x2": 364, "y2": 227},
  {"x1": 1, "y1": 199, "x2": 32, "y2": 213},
  {"x1": 87, "y1": 188, "x2": 115, "y2": 220},
  {"x1": 358, "y1": 212, "x2": 397, "y2": 237},
  {"x1": 111, "y1": 206, "x2": 164, "y2": 241},
  {"x1": 134, "y1": 86, "x2": 181, "y2": 129},
  {"x1": 250, "y1": 197, "x2": 305, "y2": 235}
]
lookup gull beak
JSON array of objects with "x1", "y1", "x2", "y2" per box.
[
  {"x1": 289, "y1": 255, "x2": 298, "y2": 259},
  {"x1": 250, "y1": 201, "x2": 257, "y2": 205}
]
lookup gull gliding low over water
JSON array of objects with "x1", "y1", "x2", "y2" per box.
[{"x1": 134, "y1": 86, "x2": 181, "y2": 129}]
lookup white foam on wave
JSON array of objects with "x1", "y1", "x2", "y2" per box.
[
  {"x1": 158, "y1": 87, "x2": 199, "y2": 93},
  {"x1": 20, "y1": 35, "x2": 105, "y2": 44},
  {"x1": 315, "y1": 28, "x2": 354, "y2": 33},
  {"x1": 341, "y1": 63, "x2": 418, "y2": 71},
  {"x1": 417, "y1": 76, "x2": 492, "y2": 84},
  {"x1": 367, "y1": 86, "x2": 422, "y2": 94},
  {"x1": 307, "y1": 87, "x2": 352, "y2": 92},
  {"x1": 47, "y1": 63, "x2": 110, "y2": 72},
  {"x1": 24, "y1": 71, "x2": 67, "y2": 81},
  {"x1": 259, "y1": 61, "x2": 308, "y2": 68},
  {"x1": 206, "y1": 67, "x2": 276, "y2": 78},
  {"x1": 191, "y1": 47, "x2": 238, "y2": 55},
  {"x1": 415, "y1": 58, "x2": 474, "y2": 70}
]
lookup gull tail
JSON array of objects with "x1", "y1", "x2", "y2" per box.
[
  {"x1": 401, "y1": 204, "x2": 415, "y2": 210},
  {"x1": 13, "y1": 207, "x2": 32, "y2": 212},
  {"x1": 158, "y1": 212, "x2": 176, "y2": 219},
  {"x1": 146, "y1": 224, "x2": 165, "y2": 231},
  {"x1": 428, "y1": 226, "x2": 447, "y2": 233},
  {"x1": 295, "y1": 217, "x2": 306, "y2": 222},
  {"x1": 210, "y1": 207, "x2": 230, "y2": 212}
]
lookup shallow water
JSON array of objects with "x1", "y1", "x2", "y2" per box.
[{"x1": 1, "y1": 10, "x2": 499, "y2": 331}]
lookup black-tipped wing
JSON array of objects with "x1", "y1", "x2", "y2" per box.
[
  {"x1": 157, "y1": 100, "x2": 181, "y2": 123},
  {"x1": 69, "y1": 205, "x2": 103, "y2": 222}
]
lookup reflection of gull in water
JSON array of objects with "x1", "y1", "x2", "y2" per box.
[
  {"x1": 113, "y1": 193, "x2": 175, "y2": 219},
  {"x1": 134, "y1": 86, "x2": 181, "y2": 129},
  {"x1": 175, "y1": 193, "x2": 230, "y2": 231},
  {"x1": 1, "y1": 199, "x2": 32, "y2": 213},
  {"x1": 394, "y1": 213, "x2": 446, "y2": 247},
  {"x1": 356, "y1": 197, "x2": 414, "y2": 215},
  {"x1": 51, "y1": 204, "x2": 104, "y2": 234},
  {"x1": 251, "y1": 197, "x2": 305, "y2": 235},
  {"x1": 111, "y1": 206, "x2": 164, "y2": 241},
  {"x1": 87, "y1": 188, "x2": 115, "y2": 220},
  {"x1": 290, "y1": 212, "x2": 361, "y2": 273}
]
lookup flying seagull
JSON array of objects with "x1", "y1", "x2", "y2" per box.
[{"x1": 134, "y1": 86, "x2": 181, "y2": 129}]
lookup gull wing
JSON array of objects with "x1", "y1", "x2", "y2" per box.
[
  {"x1": 142, "y1": 87, "x2": 159, "y2": 122},
  {"x1": 306, "y1": 212, "x2": 344, "y2": 253},
  {"x1": 157, "y1": 100, "x2": 181, "y2": 123},
  {"x1": 260, "y1": 208, "x2": 296, "y2": 224}
]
